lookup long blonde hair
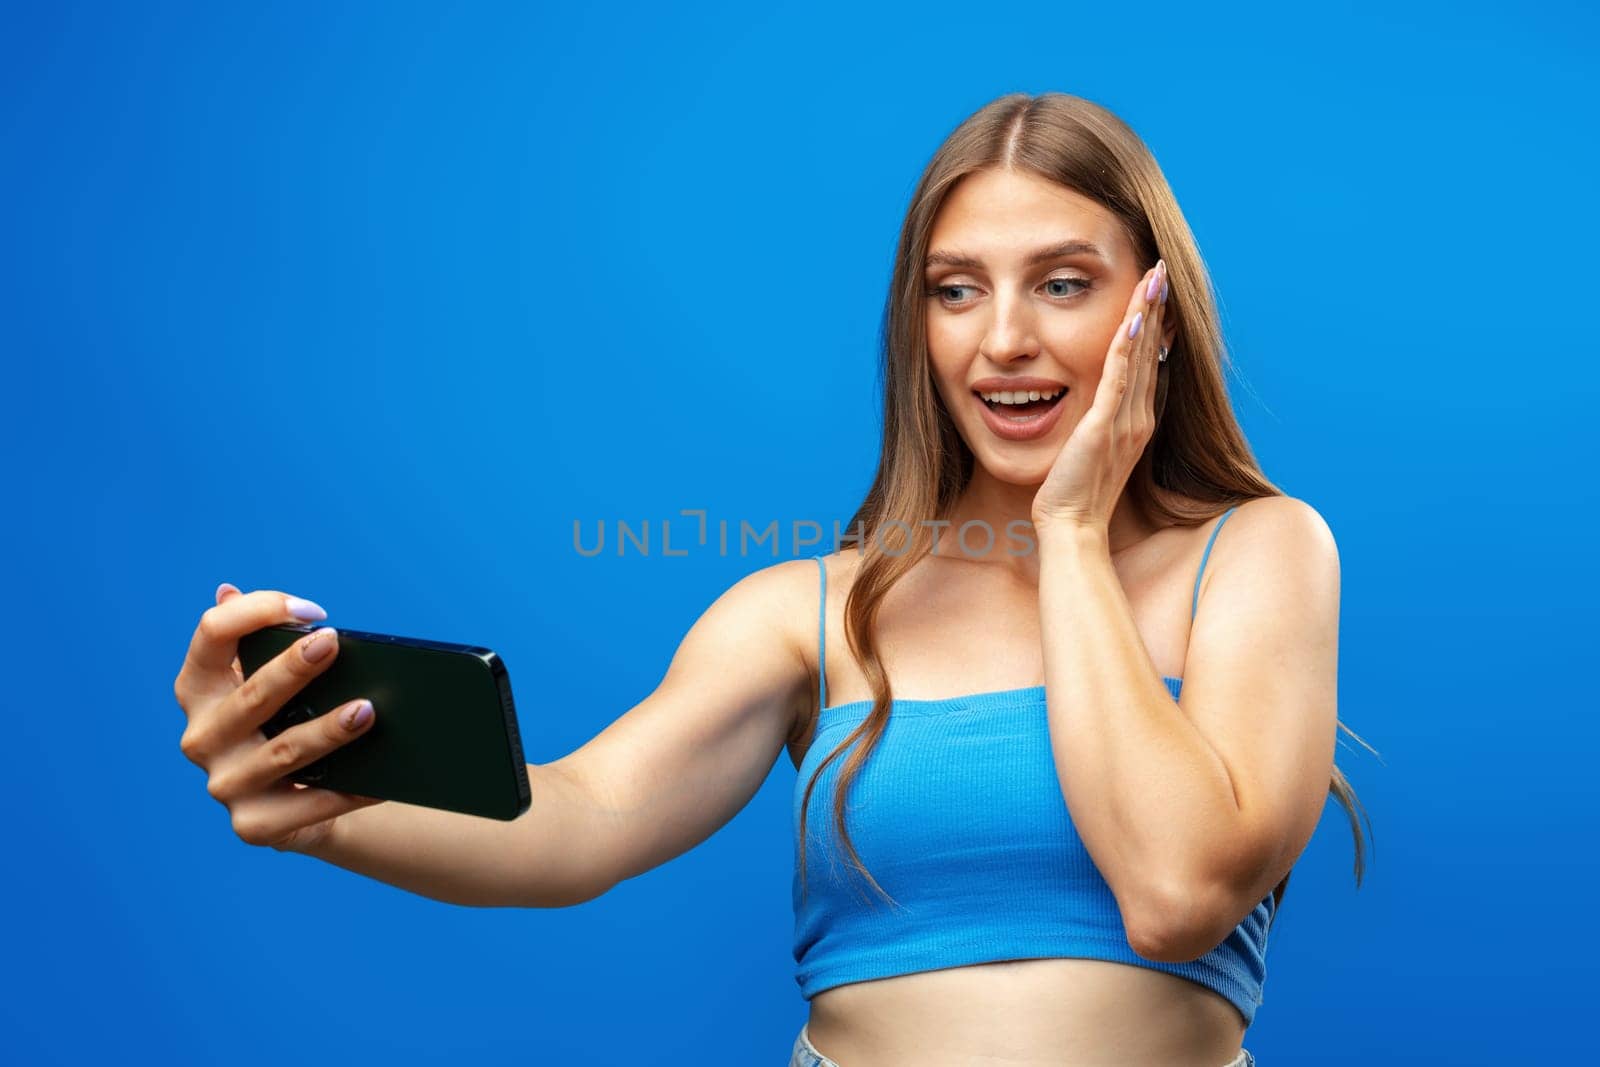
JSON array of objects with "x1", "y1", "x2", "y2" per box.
[{"x1": 793, "y1": 91, "x2": 1375, "y2": 929}]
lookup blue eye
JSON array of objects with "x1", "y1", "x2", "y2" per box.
[
  {"x1": 1044, "y1": 276, "x2": 1089, "y2": 298},
  {"x1": 926, "y1": 276, "x2": 1090, "y2": 306},
  {"x1": 929, "y1": 284, "x2": 977, "y2": 304}
]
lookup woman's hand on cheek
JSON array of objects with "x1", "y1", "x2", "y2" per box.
[{"x1": 1030, "y1": 258, "x2": 1169, "y2": 536}]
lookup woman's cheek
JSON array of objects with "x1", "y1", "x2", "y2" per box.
[
  {"x1": 1048, "y1": 321, "x2": 1112, "y2": 377},
  {"x1": 924, "y1": 328, "x2": 968, "y2": 380}
]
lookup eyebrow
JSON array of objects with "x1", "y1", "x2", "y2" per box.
[{"x1": 924, "y1": 239, "x2": 1107, "y2": 273}]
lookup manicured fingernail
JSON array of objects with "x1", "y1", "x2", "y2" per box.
[
  {"x1": 301, "y1": 627, "x2": 337, "y2": 663},
  {"x1": 1146, "y1": 261, "x2": 1164, "y2": 301},
  {"x1": 1128, "y1": 311, "x2": 1143, "y2": 339},
  {"x1": 285, "y1": 596, "x2": 327, "y2": 621},
  {"x1": 341, "y1": 699, "x2": 373, "y2": 730},
  {"x1": 1160, "y1": 278, "x2": 1169, "y2": 304}
]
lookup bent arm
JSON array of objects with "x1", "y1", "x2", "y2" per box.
[{"x1": 1039, "y1": 498, "x2": 1340, "y2": 960}]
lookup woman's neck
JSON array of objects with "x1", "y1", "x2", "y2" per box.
[{"x1": 938, "y1": 468, "x2": 1159, "y2": 573}]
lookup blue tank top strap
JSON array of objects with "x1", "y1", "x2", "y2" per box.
[
  {"x1": 813, "y1": 555, "x2": 827, "y2": 711},
  {"x1": 1191, "y1": 505, "x2": 1240, "y2": 621}
]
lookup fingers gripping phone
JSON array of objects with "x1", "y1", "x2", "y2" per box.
[{"x1": 237, "y1": 624, "x2": 532, "y2": 821}]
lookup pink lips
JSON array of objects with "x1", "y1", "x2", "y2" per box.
[{"x1": 972, "y1": 389, "x2": 1069, "y2": 442}]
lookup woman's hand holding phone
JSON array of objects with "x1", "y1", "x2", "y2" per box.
[{"x1": 173, "y1": 583, "x2": 387, "y2": 854}]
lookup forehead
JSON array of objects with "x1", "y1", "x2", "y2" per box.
[{"x1": 927, "y1": 168, "x2": 1130, "y2": 267}]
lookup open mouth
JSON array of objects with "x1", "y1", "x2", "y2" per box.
[
  {"x1": 970, "y1": 385, "x2": 1071, "y2": 442},
  {"x1": 975, "y1": 389, "x2": 1068, "y2": 420}
]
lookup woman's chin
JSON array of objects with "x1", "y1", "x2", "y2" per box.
[
  {"x1": 971, "y1": 451, "x2": 1054, "y2": 488},
  {"x1": 965, "y1": 421, "x2": 1075, "y2": 488}
]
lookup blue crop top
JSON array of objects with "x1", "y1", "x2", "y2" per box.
[{"x1": 790, "y1": 505, "x2": 1274, "y2": 1027}]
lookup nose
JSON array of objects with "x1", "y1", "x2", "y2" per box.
[{"x1": 977, "y1": 288, "x2": 1039, "y2": 364}]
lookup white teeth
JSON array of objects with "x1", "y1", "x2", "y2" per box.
[{"x1": 979, "y1": 387, "x2": 1064, "y2": 405}]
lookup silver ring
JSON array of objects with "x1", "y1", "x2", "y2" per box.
[{"x1": 1157, "y1": 346, "x2": 1168, "y2": 363}]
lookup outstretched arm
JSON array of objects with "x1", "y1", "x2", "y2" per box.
[{"x1": 305, "y1": 559, "x2": 814, "y2": 907}]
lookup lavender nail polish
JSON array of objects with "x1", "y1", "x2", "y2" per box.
[
  {"x1": 1146, "y1": 263, "x2": 1163, "y2": 302},
  {"x1": 285, "y1": 596, "x2": 327, "y2": 622},
  {"x1": 341, "y1": 699, "x2": 373, "y2": 730},
  {"x1": 1128, "y1": 311, "x2": 1143, "y2": 340}
]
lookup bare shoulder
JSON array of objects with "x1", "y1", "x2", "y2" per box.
[
  {"x1": 699, "y1": 554, "x2": 835, "y2": 707},
  {"x1": 812, "y1": 544, "x2": 866, "y2": 573},
  {"x1": 1197, "y1": 494, "x2": 1340, "y2": 617},
  {"x1": 1219, "y1": 495, "x2": 1339, "y2": 568},
  {"x1": 725, "y1": 553, "x2": 832, "y2": 635},
  {"x1": 757, "y1": 547, "x2": 861, "y2": 653}
]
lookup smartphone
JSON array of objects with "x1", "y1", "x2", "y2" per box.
[{"x1": 237, "y1": 623, "x2": 531, "y2": 821}]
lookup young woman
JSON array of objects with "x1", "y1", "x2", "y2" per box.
[{"x1": 174, "y1": 92, "x2": 1367, "y2": 1066}]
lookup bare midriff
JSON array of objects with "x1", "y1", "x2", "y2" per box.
[{"x1": 804, "y1": 954, "x2": 1247, "y2": 1066}]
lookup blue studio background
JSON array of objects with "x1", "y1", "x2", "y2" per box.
[{"x1": 3, "y1": 2, "x2": 1595, "y2": 1063}]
